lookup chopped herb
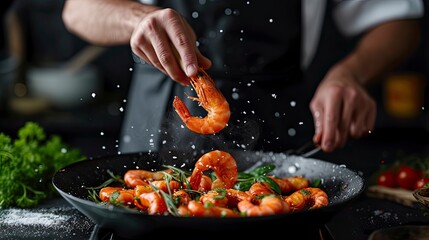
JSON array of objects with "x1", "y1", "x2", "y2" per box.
[{"x1": 0, "y1": 121, "x2": 85, "y2": 208}]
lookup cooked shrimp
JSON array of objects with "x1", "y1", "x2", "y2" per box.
[
  {"x1": 200, "y1": 189, "x2": 229, "y2": 208},
  {"x1": 124, "y1": 169, "x2": 172, "y2": 188},
  {"x1": 99, "y1": 187, "x2": 135, "y2": 206},
  {"x1": 268, "y1": 176, "x2": 309, "y2": 194},
  {"x1": 177, "y1": 205, "x2": 192, "y2": 217},
  {"x1": 285, "y1": 187, "x2": 329, "y2": 212},
  {"x1": 138, "y1": 191, "x2": 168, "y2": 215},
  {"x1": 247, "y1": 182, "x2": 275, "y2": 197},
  {"x1": 173, "y1": 190, "x2": 192, "y2": 206},
  {"x1": 225, "y1": 188, "x2": 254, "y2": 208},
  {"x1": 151, "y1": 180, "x2": 181, "y2": 193},
  {"x1": 189, "y1": 150, "x2": 238, "y2": 190},
  {"x1": 134, "y1": 183, "x2": 153, "y2": 195},
  {"x1": 200, "y1": 188, "x2": 253, "y2": 208},
  {"x1": 237, "y1": 195, "x2": 290, "y2": 217},
  {"x1": 187, "y1": 200, "x2": 240, "y2": 217},
  {"x1": 173, "y1": 67, "x2": 230, "y2": 134},
  {"x1": 185, "y1": 174, "x2": 212, "y2": 192}
]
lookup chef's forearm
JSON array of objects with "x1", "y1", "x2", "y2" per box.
[
  {"x1": 334, "y1": 19, "x2": 421, "y2": 87},
  {"x1": 62, "y1": 0, "x2": 158, "y2": 46}
]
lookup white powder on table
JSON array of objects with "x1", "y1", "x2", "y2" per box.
[
  {"x1": 0, "y1": 206, "x2": 94, "y2": 239},
  {"x1": 2, "y1": 208, "x2": 70, "y2": 226}
]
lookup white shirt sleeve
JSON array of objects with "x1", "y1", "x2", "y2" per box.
[
  {"x1": 302, "y1": 0, "x2": 327, "y2": 69},
  {"x1": 333, "y1": 0, "x2": 424, "y2": 37}
]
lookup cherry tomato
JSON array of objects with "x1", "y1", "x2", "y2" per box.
[
  {"x1": 396, "y1": 165, "x2": 421, "y2": 190},
  {"x1": 377, "y1": 170, "x2": 397, "y2": 188},
  {"x1": 414, "y1": 177, "x2": 429, "y2": 190}
]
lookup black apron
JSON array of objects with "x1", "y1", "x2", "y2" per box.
[{"x1": 119, "y1": 0, "x2": 312, "y2": 154}]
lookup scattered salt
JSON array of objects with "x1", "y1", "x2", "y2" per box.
[
  {"x1": 0, "y1": 206, "x2": 94, "y2": 239},
  {"x1": 2, "y1": 208, "x2": 69, "y2": 226}
]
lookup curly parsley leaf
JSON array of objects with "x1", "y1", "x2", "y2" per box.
[{"x1": 0, "y1": 121, "x2": 86, "y2": 208}]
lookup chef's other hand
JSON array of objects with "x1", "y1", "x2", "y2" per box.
[
  {"x1": 310, "y1": 65, "x2": 376, "y2": 152},
  {"x1": 130, "y1": 8, "x2": 211, "y2": 86}
]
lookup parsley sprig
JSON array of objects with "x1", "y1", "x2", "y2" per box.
[{"x1": 0, "y1": 122, "x2": 85, "y2": 208}]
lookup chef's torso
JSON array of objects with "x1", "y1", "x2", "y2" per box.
[{"x1": 120, "y1": 0, "x2": 314, "y2": 154}]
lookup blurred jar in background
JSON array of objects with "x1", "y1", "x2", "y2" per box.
[{"x1": 384, "y1": 73, "x2": 426, "y2": 119}]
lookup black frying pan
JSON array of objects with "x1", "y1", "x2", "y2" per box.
[{"x1": 52, "y1": 150, "x2": 365, "y2": 239}]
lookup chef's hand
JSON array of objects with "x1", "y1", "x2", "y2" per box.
[
  {"x1": 130, "y1": 8, "x2": 211, "y2": 85},
  {"x1": 310, "y1": 65, "x2": 376, "y2": 152}
]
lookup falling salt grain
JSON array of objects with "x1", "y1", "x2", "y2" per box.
[
  {"x1": 91, "y1": 93, "x2": 96, "y2": 98},
  {"x1": 192, "y1": 11, "x2": 199, "y2": 18},
  {"x1": 129, "y1": 68, "x2": 133, "y2": 71},
  {"x1": 232, "y1": 92, "x2": 239, "y2": 99},
  {"x1": 271, "y1": 94, "x2": 277, "y2": 99},
  {"x1": 290, "y1": 101, "x2": 296, "y2": 107},
  {"x1": 100, "y1": 132, "x2": 104, "y2": 136}
]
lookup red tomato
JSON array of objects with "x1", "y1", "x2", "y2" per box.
[
  {"x1": 377, "y1": 170, "x2": 397, "y2": 188},
  {"x1": 396, "y1": 165, "x2": 421, "y2": 190},
  {"x1": 414, "y1": 177, "x2": 429, "y2": 190}
]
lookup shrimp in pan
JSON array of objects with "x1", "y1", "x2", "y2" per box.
[
  {"x1": 237, "y1": 195, "x2": 290, "y2": 217},
  {"x1": 188, "y1": 150, "x2": 238, "y2": 190},
  {"x1": 284, "y1": 187, "x2": 329, "y2": 212},
  {"x1": 173, "y1": 67, "x2": 230, "y2": 134}
]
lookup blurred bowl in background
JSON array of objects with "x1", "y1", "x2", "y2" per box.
[
  {"x1": 0, "y1": 53, "x2": 18, "y2": 107},
  {"x1": 27, "y1": 64, "x2": 101, "y2": 109}
]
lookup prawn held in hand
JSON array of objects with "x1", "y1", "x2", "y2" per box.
[{"x1": 173, "y1": 67, "x2": 230, "y2": 134}]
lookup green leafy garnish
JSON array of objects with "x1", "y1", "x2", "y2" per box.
[
  {"x1": 0, "y1": 121, "x2": 86, "y2": 208},
  {"x1": 86, "y1": 170, "x2": 124, "y2": 203},
  {"x1": 310, "y1": 178, "x2": 322, "y2": 188},
  {"x1": 233, "y1": 163, "x2": 281, "y2": 194}
]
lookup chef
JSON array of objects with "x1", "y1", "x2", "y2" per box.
[{"x1": 62, "y1": 0, "x2": 424, "y2": 154}]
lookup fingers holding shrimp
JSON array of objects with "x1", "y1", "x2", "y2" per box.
[{"x1": 130, "y1": 8, "x2": 210, "y2": 85}]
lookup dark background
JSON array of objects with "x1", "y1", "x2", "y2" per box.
[{"x1": 0, "y1": 0, "x2": 428, "y2": 158}]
